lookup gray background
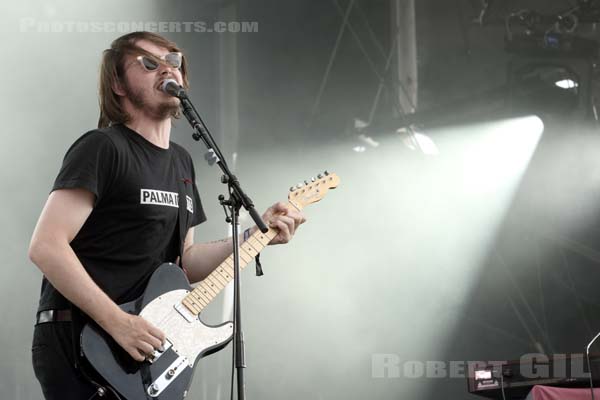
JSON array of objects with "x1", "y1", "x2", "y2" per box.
[{"x1": 3, "y1": 0, "x2": 600, "y2": 399}]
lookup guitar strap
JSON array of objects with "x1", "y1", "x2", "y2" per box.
[{"x1": 173, "y1": 156, "x2": 191, "y2": 270}]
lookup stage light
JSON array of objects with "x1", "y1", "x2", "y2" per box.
[
  {"x1": 353, "y1": 118, "x2": 369, "y2": 130},
  {"x1": 397, "y1": 125, "x2": 439, "y2": 156},
  {"x1": 357, "y1": 133, "x2": 379, "y2": 148},
  {"x1": 555, "y1": 79, "x2": 579, "y2": 89},
  {"x1": 510, "y1": 63, "x2": 581, "y2": 116},
  {"x1": 350, "y1": 119, "x2": 379, "y2": 153}
]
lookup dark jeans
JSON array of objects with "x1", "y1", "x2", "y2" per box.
[{"x1": 32, "y1": 322, "x2": 118, "y2": 400}]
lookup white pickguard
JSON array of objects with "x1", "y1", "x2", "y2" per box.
[{"x1": 139, "y1": 289, "x2": 233, "y2": 367}]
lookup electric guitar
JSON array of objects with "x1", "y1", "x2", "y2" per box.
[{"x1": 80, "y1": 172, "x2": 340, "y2": 400}]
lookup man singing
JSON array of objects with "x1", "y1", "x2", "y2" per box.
[{"x1": 28, "y1": 31, "x2": 305, "y2": 400}]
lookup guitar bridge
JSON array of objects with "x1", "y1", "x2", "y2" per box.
[{"x1": 146, "y1": 338, "x2": 172, "y2": 364}]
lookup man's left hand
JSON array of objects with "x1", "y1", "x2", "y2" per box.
[{"x1": 260, "y1": 202, "x2": 306, "y2": 245}]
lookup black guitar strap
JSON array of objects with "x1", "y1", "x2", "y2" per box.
[{"x1": 173, "y1": 157, "x2": 191, "y2": 269}]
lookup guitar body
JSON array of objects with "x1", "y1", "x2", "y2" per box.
[{"x1": 81, "y1": 263, "x2": 234, "y2": 400}]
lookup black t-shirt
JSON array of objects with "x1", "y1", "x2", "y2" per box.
[{"x1": 37, "y1": 124, "x2": 207, "y2": 312}]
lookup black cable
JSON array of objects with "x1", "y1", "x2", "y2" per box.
[{"x1": 86, "y1": 391, "x2": 99, "y2": 400}]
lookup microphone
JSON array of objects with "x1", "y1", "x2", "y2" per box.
[{"x1": 160, "y1": 79, "x2": 186, "y2": 98}]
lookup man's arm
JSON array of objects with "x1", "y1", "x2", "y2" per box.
[
  {"x1": 28, "y1": 188, "x2": 165, "y2": 362},
  {"x1": 182, "y1": 202, "x2": 306, "y2": 283}
]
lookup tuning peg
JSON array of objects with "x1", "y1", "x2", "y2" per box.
[
  {"x1": 317, "y1": 173, "x2": 323, "y2": 179},
  {"x1": 311, "y1": 177, "x2": 316, "y2": 182},
  {"x1": 290, "y1": 186, "x2": 295, "y2": 192},
  {"x1": 304, "y1": 180, "x2": 309, "y2": 185},
  {"x1": 324, "y1": 170, "x2": 330, "y2": 176},
  {"x1": 296, "y1": 183, "x2": 303, "y2": 189}
]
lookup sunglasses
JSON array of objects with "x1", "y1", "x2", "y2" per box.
[{"x1": 135, "y1": 52, "x2": 183, "y2": 71}]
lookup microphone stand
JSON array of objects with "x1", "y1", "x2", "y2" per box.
[{"x1": 173, "y1": 86, "x2": 268, "y2": 400}]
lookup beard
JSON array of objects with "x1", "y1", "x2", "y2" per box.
[{"x1": 123, "y1": 78, "x2": 180, "y2": 120}]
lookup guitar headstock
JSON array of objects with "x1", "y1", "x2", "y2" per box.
[{"x1": 288, "y1": 171, "x2": 340, "y2": 210}]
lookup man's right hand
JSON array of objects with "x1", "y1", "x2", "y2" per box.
[{"x1": 104, "y1": 310, "x2": 166, "y2": 362}]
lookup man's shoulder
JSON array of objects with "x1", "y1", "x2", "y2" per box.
[
  {"x1": 73, "y1": 125, "x2": 123, "y2": 146},
  {"x1": 169, "y1": 141, "x2": 193, "y2": 161},
  {"x1": 88, "y1": 124, "x2": 128, "y2": 144},
  {"x1": 68, "y1": 125, "x2": 136, "y2": 157}
]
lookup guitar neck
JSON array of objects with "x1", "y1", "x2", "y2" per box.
[
  {"x1": 179, "y1": 170, "x2": 339, "y2": 315},
  {"x1": 181, "y1": 202, "x2": 298, "y2": 316}
]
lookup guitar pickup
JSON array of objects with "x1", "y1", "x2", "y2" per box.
[{"x1": 146, "y1": 338, "x2": 172, "y2": 364}]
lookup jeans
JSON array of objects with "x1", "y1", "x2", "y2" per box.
[{"x1": 32, "y1": 322, "x2": 118, "y2": 400}]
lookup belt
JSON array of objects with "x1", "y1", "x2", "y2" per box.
[{"x1": 36, "y1": 309, "x2": 72, "y2": 324}]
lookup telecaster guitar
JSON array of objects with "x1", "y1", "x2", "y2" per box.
[{"x1": 80, "y1": 172, "x2": 340, "y2": 400}]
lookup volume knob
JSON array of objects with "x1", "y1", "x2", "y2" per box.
[{"x1": 148, "y1": 383, "x2": 159, "y2": 395}]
